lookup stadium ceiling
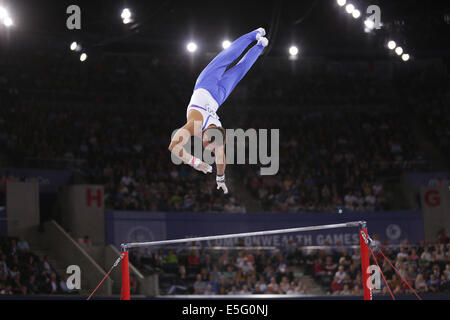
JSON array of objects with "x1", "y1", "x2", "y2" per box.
[{"x1": 4, "y1": 0, "x2": 450, "y2": 58}]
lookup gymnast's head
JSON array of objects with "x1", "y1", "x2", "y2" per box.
[{"x1": 202, "y1": 125, "x2": 226, "y2": 152}]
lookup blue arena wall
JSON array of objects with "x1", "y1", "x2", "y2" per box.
[{"x1": 105, "y1": 211, "x2": 424, "y2": 249}]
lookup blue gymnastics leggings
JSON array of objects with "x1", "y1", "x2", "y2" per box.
[{"x1": 194, "y1": 29, "x2": 265, "y2": 106}]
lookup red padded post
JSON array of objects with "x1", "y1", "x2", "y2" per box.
[
  {"x1": 359, "y1": 228, "x2": 372, "y2": 301},
  {"x1": 121, "y1": 251, "x2": 130, "y2": 300}
]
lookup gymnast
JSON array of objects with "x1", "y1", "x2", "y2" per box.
[{"x1": 168, "y1": 28, "x2": 268, "y2": 194}]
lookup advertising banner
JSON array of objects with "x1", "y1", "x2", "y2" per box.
[{"x1": 420, "y1": 186, "x2": 450, "y2": 241}]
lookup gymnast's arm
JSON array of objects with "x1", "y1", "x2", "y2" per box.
[
  {"x1": 215, "y1": 145, "x2": 228, "y2": 194},
  {"x1": 168, "y1": 120, "x2": 194, "y2": 162},
  {"x1": 215, "y1": 145, "x2": 226, "y2": 176},
  {"x1": 168, "y1": 120, "x2": 212, "y2": 174}
]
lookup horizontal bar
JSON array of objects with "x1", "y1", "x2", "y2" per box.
[
  {"x1": 164, "y1": 246, "x2": 278, "y2": 251},
  {"x1": 122, "y1": 221, "x2": 365, "y2": 250}
]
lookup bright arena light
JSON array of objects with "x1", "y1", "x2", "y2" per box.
[
  {"x1": 0, "y1": 7, "x2": 7, "y2": 20},
  {"x1": 364, "y1": 19, "x2": 375, "y2": 29},
  {"x1": 345, "y1": 4, "x2": 355, "y2": 14},
  {"x1": 395, "y1": 46, "x2": 403, "y2": 56},
  {"x1": 121, "y1": 8, "x2": 131, "y2": 20},
  {"x1": 3, "y1": 16, "x2": 12, "y2": 27},
  {"x1": 352, "y1": 9, "x2": 361, "y2": 19},
  {"x1": 289, "y1": 46, "x2": 299, "y2": 56},
  {"x1": 187, "y1": 42, "x2": 198, "y2": 53},
  {"x1": 222, "y1": 40, "x2": 231, "y2": 49},
  {"x1": 337, "y1": 0, "x2": 347, "y2": 7},
  {"x1": 80, "y1": 53, "x2": 88, "y2": 62},
  {"x1": 70, "y1": 42, "x2": 78, "y2": 51},
  {"x1": 121, "y1": 8, "x2": 132, "y2": 24},
  {"x1": 0, "y1": 7, "x2": 14, "y2": 27},
  {"x1": 402, "y1": 53, "x2": 410, "y2": 62},
  {"x1": 387, "y1": 41, "x2": 397, "y2": 50}
]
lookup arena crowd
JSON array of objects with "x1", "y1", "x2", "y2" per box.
[
  {"x1": 0, "y1": 236, "x2": 74, "y2": 295},
  {"x1": 1, "y1": 52, "x2": 447, "y2": 213}
]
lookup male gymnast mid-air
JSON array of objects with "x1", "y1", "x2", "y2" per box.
[{"x1": 168, "y1": 28, "x2": 268, "y2": 194}]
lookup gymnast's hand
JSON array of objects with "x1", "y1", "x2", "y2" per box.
[
  {"x1": 189, "y1": 156, "x2": 213, "y2": 174},
  {"x1": 216, "y1": 174, "x2": 228, "y2": 194}
]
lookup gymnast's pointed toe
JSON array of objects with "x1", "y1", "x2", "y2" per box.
[
  {"x1": 257, "y1": 37, "x2": 269, "y2": 47},
  {"x1": 256, "y1": 27, "x2": 266, "y2": 37},
  {"x1": 255, "y1": 28, "x2": 266, "y2": 41}
]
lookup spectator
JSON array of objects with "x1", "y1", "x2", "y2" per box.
[
  {"x1": 44, "y1": 273, "x2": 60, "y2": 294},
  {"x1": 167, "y1": 266, "x2": 188, "y2": 295},
  {"x1": 331, "y1": 277, "x2": 343, "y2": 294},
  {"x1": 40, "y1": 255, "x2": 55, "y2": 277},
  {"x1": 0, "y1": 285, "x2": 12, "y2": 295},
  {"x1": 335, "y1": 266, "x2": 347, "y2": 283},
  {"x1": 427, "y1": 274, "x2": 441, "y2": 293},
  {"x1": 254, "y1": 275, "x2": 267, "y2": 294},
  {"x1": 279, "y1": 276, "x2": 290, "y2": 294},
  {"x1": 17, "y1": 237, "x2": 30, "y2": 252},
  {"x1": 59, "y1": 275, "x2": 73, "y2": 294},
  {"x1": 239, "y1": 284, "x2": 252, "y2": 295},
  {"x1": 267, "y1": 277, "x2": 279, "y2": 293},
  {"x1": 162, "y1": 249, "x2": 179, "y2": 273},
  {"x1": 193, "y1": 274, "x2": 206, "y2": 294},
  {"x1": 389, "y1": 274, "x2": 401, "y2": 289},
  {"x1": 414, "y1": 274, "x2": 428, "y2": 293},
  {"x1": 187, "y1": 250, "x2": 200, "y2": 270},
  {"x1": 340, "y1": 284, "x2": 352, "y2": 296},
  {"x1": 205, "y1": 274, "x2": 218, "y2": 294},
  {"x1": 444, "y1": 264, "x2": 450, "y2": 281},
  {"x1": 227, "y1": 286, "x2": 239, "y2": 295},
  {"x1": 204, "y1": 284, "x2": 215, "y2": 295},
  {"x1": 25, "y1": 275, "x2": 39, "y2": 294}
]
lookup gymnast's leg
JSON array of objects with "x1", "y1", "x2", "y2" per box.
[
  {"x1": 195, "y1": 28, "x2": 266, "y2": 87},
  {"x1": 218, "y1": 39, "x2": 267, "y2": 100}
]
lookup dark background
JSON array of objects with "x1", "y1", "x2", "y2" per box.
[{"x1": 4, "y1": 0, "x2": 450, "y2": 58}]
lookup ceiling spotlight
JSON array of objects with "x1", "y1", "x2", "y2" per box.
[
  {"x1": 364, "y1": 19, "x2": 375, "y2": 29},
  {"x1": 402, "y1": 54, "x2": 410, "y2": 62},
  {"x1": 345, "y1": 4, "x2": 355, "y2": 14},
  {"x1": 3, "y1": 16, "x2": 13, "y2": 27},
  {"x1": 80, "y1": 53, "x2": 88, "y2": 62},
  {"x1": 289, "y1": 46, "x2": 299, "y2": 56},
  {"x1": 187, "y1": 42, "x2": 198, "y2": 53},
  {"x1": 395, "y1": 47, "x2": 403, "y2": 56},
  {"x1": 222, "y1": 40, "x2": 231, "y2": 49},
  {"x1": 0, "y1": 7, "x2": 7, "y2": 20},
  {"x1": 352, "y1": 9, "x2": 361, "y2": 19},
  {"x1": 387, "y1": 41, "x2": 397, "y2": 50},
  {"x1": 121, "y1": 8, "x2": 131, "y2": 20},
  {"x1": 337, "y1": 0, "x2": 347, "y2": 7},
  {"x1": 70, "y1": 42, "x2": 78, "y2": 51}
]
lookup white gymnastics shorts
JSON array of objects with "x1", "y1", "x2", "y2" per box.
[{"x1": 186, "y1": 88, "x2": 222, "y2": 131}]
